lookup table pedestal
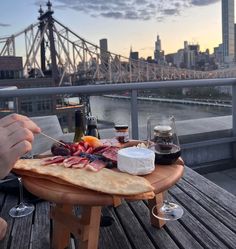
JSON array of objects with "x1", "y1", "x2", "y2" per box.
[
  {"x1": 50, "y1": 192, "x2": 166, "y2": 249},
  {"x1": 51, "y1": 204, "x2": 101, "y2": 249},
  {"x1": 20, "y1": 157, "x2": 184, "y2": 248},
  {"x1": 148, "y1": 192, "x2": 166, "y2": 228}
]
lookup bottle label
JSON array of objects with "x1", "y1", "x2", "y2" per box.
[{"x1": 116, "y1": 131, "x2": 129, "y2": 143}]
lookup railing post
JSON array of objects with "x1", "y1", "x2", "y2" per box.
[
  {"x1": 131, "y1": 89, "x2": 139, "y2": 139},
  {"x1": 232, "y1": 84, "x2": 236, "y2": 160}
]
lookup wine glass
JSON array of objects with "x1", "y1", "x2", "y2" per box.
[
  {"x1": 147, "y1": 115, "x2": 181, "y2": 165},
  {"x1": 151, "y1": 192, "x2": 184, "y2": 221},
  {"x1": 9, "y1": 177, "x2": 35, "y2": 218},
  {"x1": 147, "y1": 115, "x2": 184, "y2": 220}
]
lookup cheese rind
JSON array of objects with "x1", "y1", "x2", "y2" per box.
[{"x1": 117, "y1": 147, "x2": 155, "y2": 175}]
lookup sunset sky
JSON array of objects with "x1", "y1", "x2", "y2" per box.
[{"x1": 0, "y1": 0, "x2": 224, "y2": 58}]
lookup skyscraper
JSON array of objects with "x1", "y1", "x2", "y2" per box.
[
  {"x1": 99, "y1": 38, "x2": 109, "y2": 68},
  {"x1": 154, "y1": 35, "x2": 165, "y2": 64},
  {"x1": 222, "y1": 0, "x2": 235, "y2": 63}
]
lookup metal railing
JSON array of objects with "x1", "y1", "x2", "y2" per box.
[{"x1": 0, "y1": 78, "x2": 236, "y2": 140}]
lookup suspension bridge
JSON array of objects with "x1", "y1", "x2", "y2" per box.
[{"x1": 0, "y1": 1, "x2": 235, "y2": 86}]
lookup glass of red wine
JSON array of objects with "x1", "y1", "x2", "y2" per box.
[
  {"x1": 9, "y1": 177, "x2": 35, "y2": 218},
  {"x1": 147, "y1": 115, "x2": 183, "y2": 220},
  {"x1": 147, "y1": 115, "x2": 181, "y2": 165}
]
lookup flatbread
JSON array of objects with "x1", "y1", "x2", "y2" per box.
[{"x1": 13, "y1": 159, "x2": 154, "y2": 196}]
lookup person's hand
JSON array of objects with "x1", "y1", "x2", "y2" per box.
[
  {"x1": 0, "y1": 217, "x2": 7, "y2": 241},
  {"x1": 0, "y1": 114, "x2": 41, "y2": 179}
]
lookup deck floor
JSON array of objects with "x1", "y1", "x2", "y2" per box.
[{"x1": 203, "y1": 167, "x2": 236, "y2": 196}]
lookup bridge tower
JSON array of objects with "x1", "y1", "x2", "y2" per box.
[
  {"x1": 38, "y1": 0, "x2": 59, "y2": 85},
  {"x1": 38, "y1": 6, "x2": 46, "y2": 73}
]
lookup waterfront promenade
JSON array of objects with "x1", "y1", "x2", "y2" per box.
[{"x1": 103, "y1": 94, "x2": 232, "y2": 108}]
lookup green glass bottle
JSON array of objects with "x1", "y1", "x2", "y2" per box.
[{"x1": 73, "y1": 109, "x2": 85, "y2": 142}]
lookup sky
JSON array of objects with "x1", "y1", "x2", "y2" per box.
[{"x1": 0, "y1": 0, "x2": 224, "y2": 59}]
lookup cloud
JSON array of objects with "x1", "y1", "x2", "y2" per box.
[
  {"x1": 35, "y1": 0, "x2": 220, "y2": 22},
  {"x1": 191, "y1": 0, "x2": 219, "y2": 6},
  {"x1": 0, "y1": 23, "x2": 10, "y2": 27}
]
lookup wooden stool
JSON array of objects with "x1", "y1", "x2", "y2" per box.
[{"x1": 22, "y1": 158, "x2": 184, "y2": 249}]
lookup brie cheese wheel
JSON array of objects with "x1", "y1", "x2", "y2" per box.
[{"x1": 117, "y1": 147, "x2": 155, "y2": 175}]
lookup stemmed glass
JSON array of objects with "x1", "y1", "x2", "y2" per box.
[
  {"x1": 147, "y1": 115, "x2": 184, "y2": 221},
  {"x1": 9, "y1": 177, "x2": 35, "y2": 218},
  {"x1": 151, "y1": 193, "x2": 184, "y2": 221}
]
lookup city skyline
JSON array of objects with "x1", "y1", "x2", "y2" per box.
[{"x1": 0, "y1": 0, "x2": 229, "y2": 58}]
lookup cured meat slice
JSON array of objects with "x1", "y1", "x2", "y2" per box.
[
  {"x1": 63, "y1": 156, "x2": 83, "y2": 168},
  {"x1": 92, "y1": 145, "x2": 111, "y2": 154},
  {"x1": 41, "y1": 156, "x2": 65, "y2": 165},
  {"x1": 101, "y1": 138, "x2": 120, "y2": 147},
  {"x1": 102, "y1": 147, "x2": 119, "y2": 162},
  {"x1": 72, "y1": 158, "x2": 89, "y2": 168},
  {"x1": 85, "y1": 160, "x2": 107, "y2": 172}
]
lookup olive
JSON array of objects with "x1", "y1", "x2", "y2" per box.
[
  {"x1": 51, "y1": 142, "x2": 71, "y2": 156},
  {"x1": 53, "y1": 147, "x2": 71, "y2": 156}
]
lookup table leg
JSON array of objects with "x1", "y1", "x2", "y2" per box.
[
  {"x1": 51, "y1": 204, "x2": 72, "y2": 249},
  {"x1": 148, "y1": 192, "x2": 166, "y2": 228},
  {"x1": 51, "y1": 204, "x2": 102, "y2": 249},
  {"x1": 78, "y1": 206, "x2": 102, "y2": 249}
]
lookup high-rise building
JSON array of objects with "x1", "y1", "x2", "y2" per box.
[
  {"x1": 222, "y1": 0, "x2": 235, "y2": 63},
  {"x1": 154, "y1": 35, "x2": 165, "y2": 64},
  {"x1": 99, "y1": 38, "x2": 109, "y2": 68},
  {"x1": 129, "y1": 47, "x2": 139, "y2": 60}
]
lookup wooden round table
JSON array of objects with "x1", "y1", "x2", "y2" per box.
[{"x1": 22, "y1": 158, "x2": 184, "y2": 249}]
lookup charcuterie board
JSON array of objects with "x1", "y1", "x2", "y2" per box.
[{"x1": 13, "y1": 139, "x2": 184, "y2": 206}]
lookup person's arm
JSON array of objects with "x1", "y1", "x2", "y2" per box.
[{"x1": 0, "y1": 114, "x2": 41, "y2": 179}]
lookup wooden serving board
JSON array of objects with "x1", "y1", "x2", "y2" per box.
[
  {"x1": 17, "y1": 140, "x2": 184, "y2": 206},
  {"x1": 19, "y1": 157, "x2": 184, "y2": 206}
]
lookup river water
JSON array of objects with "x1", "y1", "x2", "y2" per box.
[{"x1": 90, "y1": 96, "x2": 232, "y2": 128}]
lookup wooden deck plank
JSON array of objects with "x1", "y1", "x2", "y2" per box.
[
  {"x1": 169, "y1": 185, "x2": 236, "y2": 248},
  {"x1": 31, "y1": 201, "x2": 51, "y2": 249},
  {"x1": 129, "y1": 200, "x2": 187, "y2": 249},
  {"x1": 177, "y1": 177, "x2": 236, "y2": 232},
  {"x1": 99, "y1": 207, "x2": 133, "y2": 249},
  {"x1": 167, "y1": 192, "x2": 228, "y2": 249},
  {"x1": 0, "y1": 194, "x2": 18, "y2": 249},
  {"x1": 183, "y1": 167, "x2": 236, "y2": 215},
  {"x1": 115, "y1": 201, "x2": 156, "y2": 249},
  {"x1": 10, "y1": 213, "x2": 33, "y2": 249}
]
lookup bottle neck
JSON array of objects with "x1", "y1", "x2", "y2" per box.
[{"x1": 74, "y1": 110, "x2": 85, "y2": 142}]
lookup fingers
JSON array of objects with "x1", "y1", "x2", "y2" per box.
[
  {"x1": 10, "y1": 140, "x2": 32, "y2": 159},
  {"x1": 0, "y1": 113, "x2": 29, "y2": 126},
  {"x1": 0, "y1": 114, "x2": 40, "y2": 179},
  {"x1": 0, "y1": 114, "x2": 41, "y2": 134},
  {"x1": 0, "y1": 218, "x2": 7, "y2": 241},
  {"x1": 4, "y1": 120, "x2": 38, "y2": 138},
  {"x1": 0, "y1": 140, "x2": 32, "y2": 179},
  {"x1": 8, "y1": 128, "x2": 35, "y2": 146}
]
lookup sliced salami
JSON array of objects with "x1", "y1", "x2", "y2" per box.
[
  {"x1": 72, "y1": 158, "x2": 89, "y2": 168},
  {"x1": 63, "y1": 156, "x2": 83, "y2": 168},
  {"x1": 41, "y1": 156, "x2": 65, "y2": 165},
  {"x1": 102, "y1": 147, "x2": 119, "y2": 162},
  {"x1": 92, "y1": 145, "x2": 110, "y2": 154},
  {"x1": 85, "y1": 159, "x2": 107, "y2": 172}
]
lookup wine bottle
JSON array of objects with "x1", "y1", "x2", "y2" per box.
[
  {"x1": 86, "y1": 116, "x2": 100, "y2": 138},
  {"x1": 73, "y1": 109, "x2": 85, "y2": 142}
]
